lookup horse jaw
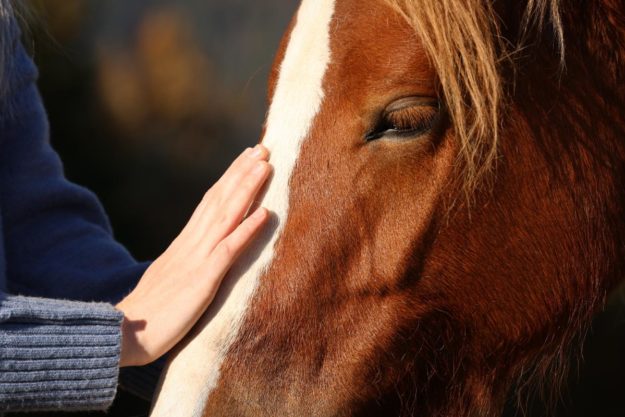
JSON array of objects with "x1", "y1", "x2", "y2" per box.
[{"x1": 149, "y1": 0, "x2": 336, "y2": 415}]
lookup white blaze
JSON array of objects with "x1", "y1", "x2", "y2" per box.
[{"x1": 150, "y1": 1, "x2": 335, "y2": 416}]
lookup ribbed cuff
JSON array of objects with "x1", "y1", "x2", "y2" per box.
[{"x1": 0, "y1": 295, "x2": 123, "y2": 411}]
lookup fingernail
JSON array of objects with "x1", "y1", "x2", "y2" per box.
[{"x1": 250, "y1": 145, "x2": 263, "y2": 158}]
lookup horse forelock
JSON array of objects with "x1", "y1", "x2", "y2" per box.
[
  {"x1": 149, "y1": 1, "x2": 336, "y2": 416},
  {"x1": 384, "y1": 0, "x2": 565, "y2": 197}
]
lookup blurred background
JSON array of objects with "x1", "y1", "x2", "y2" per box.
[
  {"x1": 8, "y1": 1, "x2": 625, "y2": 417},
  {"x1": 15, "y1": 0, "x2": 297, "y2": 415},
  {"x1": 25, "y1": 0, "x2": 298, "y2": 261}
]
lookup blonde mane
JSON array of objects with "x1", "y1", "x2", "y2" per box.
[{"x1": 385, "y1": 0, "x2": 563, "y2": 194}]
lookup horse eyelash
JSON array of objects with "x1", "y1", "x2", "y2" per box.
[
  {"x1": 365, "y1": 105, "x2": 440, "y2": 141},
  {"x1": 385, "y1": 107, "x2": 438, "y2": 132}
]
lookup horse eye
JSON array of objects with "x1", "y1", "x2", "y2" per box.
[{"x1": 365, "y1": 98, "x2": 440, "y2": 142}]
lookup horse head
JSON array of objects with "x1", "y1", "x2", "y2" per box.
[{"x1": 152, "y1": 0, "x2": 625, "y2": 416}]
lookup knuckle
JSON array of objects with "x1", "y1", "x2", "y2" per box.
[
  {"x1": 232, "y1": 150, "x2": 250, "y2": 167},
  {"x1": 218, "y1": 240, "x2": 235, "y2": 259},
  {"x1": 243, "y1": 216, "x2": 258, "y2": 232},
  {"x1": 243, "y1": 175, "x2": 261, "y2": 192},
  {"x1": 218, "y1": 212, "x2": 233, "y2": 227},
  {"x1": 203, "y1": 188, "x2": 215, "y2": 202},
  {"x1": 241, "y1": 182, "x2": 255, "y2": 195}
]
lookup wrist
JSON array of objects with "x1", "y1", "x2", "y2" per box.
[{"x1": 117, "y1": 302, "x2": 147, "y2": 367}]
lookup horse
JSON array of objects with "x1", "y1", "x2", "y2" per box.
[{"x1": 150, "y1": 0, "x2": 625, "y2": 415}]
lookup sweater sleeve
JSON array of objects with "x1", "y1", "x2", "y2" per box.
[
  {"x1": 0, "y1": 294, "x2": 123, "y2": 411},
  {"x1": 0, "y1": 17, "x2": 163, "y2": 410},
  {"x1": 0, "y1": 32, "x2": 150, "y2": 304}
]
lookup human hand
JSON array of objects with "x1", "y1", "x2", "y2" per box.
[{"x1": 116, "y1": 145, "x2": 271, "y2": 367}]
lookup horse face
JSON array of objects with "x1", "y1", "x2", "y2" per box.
[
  {"x1": 152, "y1": 0, "x2": 619, "y2": 416},
  {"x1": 151, "y1": 2, "x2": 454, "y2": 414}
]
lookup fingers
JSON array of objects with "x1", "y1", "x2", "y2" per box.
[
  {"x1": 183, "y1": 144, "x2": 269, "y2": 237},
  {"x1": 197, "y1": 157, "x2": 271, "y2": 254},
  {"x1": 202, "y1": 207, "x2": 270, "y2": 292},
  {"x1": 116, "y1": 146, "x2": 272, "y2": 367},
  {"x1": 213, "y1": 145, "x2": 270, "y2": 199}
]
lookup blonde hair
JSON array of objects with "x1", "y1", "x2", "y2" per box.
[
  {"x1": 0, "y1": 0, "x2": 15, "y2": 94},
  {"x1": 385, "y1": 0, "x2": 563, "y2": 195},
  {"x1": 0, "y1": 0, "x2": 32, "y2": 99}
]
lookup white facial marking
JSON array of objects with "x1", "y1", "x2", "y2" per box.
[{"x1": 149, "y1": 1, "x2": 335, "y2": 416}]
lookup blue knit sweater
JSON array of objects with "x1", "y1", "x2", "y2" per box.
[{"x1": 0, "y1": 17, "x2": 160, "y2": 412}]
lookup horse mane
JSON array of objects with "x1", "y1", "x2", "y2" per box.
[
  {"x1": 381, "y1": 2, "x2": 624, "y2": 415},
  {"x1": 385, "y1": 0, "x2": 563, "y2": 196}
]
